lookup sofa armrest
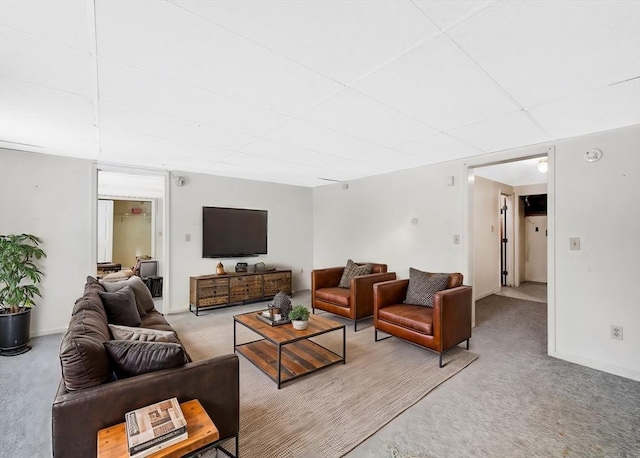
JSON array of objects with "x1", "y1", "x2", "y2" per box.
[
  {"x1": 52, "y1": 354, "x2": 239, "y2": 458},
  {"x1": 373, "y1": 279, "x2": 409, "y2": 313},
  {"x1": 312, "y1": 267, "x2": 344, "y2": 291},
  {"x1": 351, "y1": 272, "x2": 397, "y2": 319},
  {"x1": 432, "y1": 286, "x2": 473, "y2": 351}
]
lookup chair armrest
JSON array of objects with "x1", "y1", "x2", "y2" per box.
[
  {"x1": 373, "y1": 279, "x2": 409, "y2": 313},
  {"x1": 52, "y1": 354, "x2": 239, "y2": 458},
  {"x1": 432, "y1": 286, "x2": 473, "y2": 350},
  {"x1": 351, "y1": 272, "x2": 397, "y2": 319},
  {"x1": 311, "y1": 267, "x2": 344, "y2": 290}
]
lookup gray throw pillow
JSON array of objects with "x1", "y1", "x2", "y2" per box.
[
  {"x1": 108, "y1": 324, "x2": 178, "y2": 343},
  {"x1": 104, "y1": 340, "x2": 187, "y2": 378},
  {"x1": 404, "y1": 268, "x2": 450, "y2": 307},
  {"x1": 101, "y1": 276, "x2": 155, "y2": 316},
  {"x1": 338, "y1": 259, "x2": 373, "y2": 288},
  {"x1": 99, "y1": 286, "x2": 142, "y2": 327}
]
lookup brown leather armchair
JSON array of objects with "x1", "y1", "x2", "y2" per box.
[
  {"x1": 312, "y1": 263, "x2": 396, "y2": 331},
  {"x1": 373, "y1": 273, "x2": 472, "y2": 367}
]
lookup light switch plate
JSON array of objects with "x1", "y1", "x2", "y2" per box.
[{"x1": 569, "y1": 238, "x2": 580, "y2": 250}]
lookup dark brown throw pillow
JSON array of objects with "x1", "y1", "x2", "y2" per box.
[
  {"x1": 404, "y1": 268, "x2": 450, "y2": 307},
  {"x1": 338, "y1": 259, "x2": 373, "y2": 288},
  {"x1": 104, "y1": 340, "x2": 187, "y2": 378},
  {"x1": 101, "y1": 276, "x2": 154, "y2": 316},
  {"x1": 99, "y1": 286, "x2": 141, "y2": 327}
]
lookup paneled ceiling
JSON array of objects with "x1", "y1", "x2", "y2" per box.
[{"x1": 1, "y1": 1, "x2": 638, "y2": 187}]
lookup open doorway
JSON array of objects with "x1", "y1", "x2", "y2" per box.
[
  {"x1": 96, "y1": 170, "x2": 167, "y2": 311},
  {"x1": 470, "y1": 155, "x2": 548, "y2": 305}
]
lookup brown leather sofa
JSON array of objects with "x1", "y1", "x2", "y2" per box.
[
  {"x1": 52, "y1": 277, "x2": 239, "y2": 457},
  {"x1": 312, "y1": 263, "x2": 396, "y2": 331},
  {"x1": 373, "y1": 273, "x2": 472, "y2": 367}
]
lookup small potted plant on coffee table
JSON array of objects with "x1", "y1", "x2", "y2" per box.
[{"x1": 288, "y1": 305, "x2": 310, "y2": 330}]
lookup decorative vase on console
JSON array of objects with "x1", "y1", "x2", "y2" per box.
[{"x1": 216, "y1": 262, "x2": 226, "y2": 275}]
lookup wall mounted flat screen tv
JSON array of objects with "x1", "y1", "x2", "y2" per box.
[{"x1": 202, "y1": 206, "x2": 268, "y2": 258}]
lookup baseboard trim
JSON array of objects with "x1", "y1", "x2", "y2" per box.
[
  {"x1": 550, "y1": 350, "x2": 640, "y2": 381},
  {"x1": 30, "y1": 327, "x2": 67, "y2": 338}
]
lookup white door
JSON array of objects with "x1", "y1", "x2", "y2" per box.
[{"x1": 97, "y1": 200, "x2": 114, "y2": 262}]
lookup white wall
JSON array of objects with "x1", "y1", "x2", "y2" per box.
[
  {"x1": 313, "y1": 161, "x2": 465, "y2": 281},
  {"x1": 0, "y1": 148, "x2": 94, "y2": 336},
  {"x1": 553, "y1": 125, "x2": 639, "y2": 380},
  {"x1": 472, "y1": 176, "x2": 513, "y2": 299},
  {"x1": 168, "y1": 171, "x2": 313, "y2": 313}
]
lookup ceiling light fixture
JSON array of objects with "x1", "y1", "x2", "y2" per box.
[{"x1": 537, "y1": 158, "x2": 548, "y2": 174}]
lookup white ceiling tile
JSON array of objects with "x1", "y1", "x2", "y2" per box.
[
  {"x1": 0, "y1": 26, "x2": 93, "y2": 97},
  {"x1": 99, "y1": 102, "x2": 255, "y2": 152},
  {"x1": 100, "y1": 144, "x2": 215, "y2": 172},
  {"x1": 204, "y1": 162, "x2": 326, "y2": 187},
  {"x1": 449, "y1": 111, "x2": 552, "y2": 153},
  {"x1": 528, "y1": 79, "x2": 640, "y2": 139},
  {"x1": 473, "y1": 158, "x2": 548, "y2": 187},
  {"x1": 397, "y1": 132, "x2": 483, "y2": 163},
  {"x1": 95, "y1": 0, "x2": 341, "y2": 115},
  {"x1": 264, "y1": 118, "x2": 423, "y2": 166},
  {"x1": 413, "y1": 1, "x2": 494, "y2": 30},
  {"x1": 301, "y1": 89, "x2": 438, "y2": 146},
  {"x1": 353, "y1": 35, "x2": 519, "y2": 130},
  {"x1": 0, "y1": 108, "x2": 98, "y2": 158},
  {"x1": 100, "y1": 128, "x2": 231, "y2": 165},
  {"x1": 0, "y1": 0, "x2": 90, "y2": 51},
  {"x1": 98, "y1": 59, "x2": 290, "y2": 136},
  {"x1": 327, "y1": 159, "x2": 392, "y2": 178},
  {"x1": 241, "y1": 140, "x2": 340, "y2": 168},
  {"x1": 0, "y1": 77, "x2": 94, "y2": 125},
  {"x1": 173, "y1": 0, "x2": 440, "y2": 84},
  {"x1": 448, "y1": 1, "x2": 640, "y2": 107}
]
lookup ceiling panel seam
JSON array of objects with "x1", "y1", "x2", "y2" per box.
[{"x1": 86, "y1": 0, "x2": 101, "y2": 157}]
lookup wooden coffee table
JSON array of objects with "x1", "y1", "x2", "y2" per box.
[{"x1": 234, "y1": 311, "x2": 346, "y2": 388}]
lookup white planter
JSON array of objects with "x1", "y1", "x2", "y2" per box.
[{"x1": 291, "y1": 319, "x2": 308, "y2": 330}]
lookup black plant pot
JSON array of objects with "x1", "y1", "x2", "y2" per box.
[{"x1": 0, "y1": 308, "x2": 32, "y2": 356}]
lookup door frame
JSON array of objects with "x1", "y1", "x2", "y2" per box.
[
  {"x1": 464, "y1": 146, "x2": 555, "y2": 356},
  {"x1": 91, "y1": 164, "x2": 170, "y2": 313}
]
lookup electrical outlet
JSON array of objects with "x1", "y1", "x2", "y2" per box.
[
  {"x1": 611, "y1": 325, "x2": 623, "y2": 340},
  {"x1": 453, "y1": 235, "x2": 460, "y2": 245},
  {"x1": 185, "y1": 233, "x2": 191, "y2": 242},
  {"x1": 300, "y1": 268, "x2": 304, "y2": 274}
]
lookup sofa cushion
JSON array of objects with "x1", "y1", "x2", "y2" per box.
[
  {"x1": 101, "y1": 276, "x2": 155, "y2": 316},
  {"x1": 99, "y1": 286, "x2": 141, "y2": 327},
  {"x1": 109, "y1": 324, "x2": 179, "y2": 343},
  {"x1": 72, "y1": 291, "x2": 108, "y2": 322},
  {"x1": 338, "y1": 259, "x2": 373, "y2": 288},
  {"x1": 84, "y1": 276, "x2": 106, "y2": 296},
  {"x1": 59, "y1": 309, "x2": 113, "y2": 391},
  {"x1": 104, "y1": 340, "x2": 187, "y2": 378},
  {"x1": 404, "y1": 268, "x2": 450, "y2": 307},
  {"x1": 140, "y1": 310, "x2": 176, "y2": 332},
  {"x1": 379, "y1": 304, "x2": 433, "y2": 335},
  {"x1": 315, "y1": 287, "x2": 351, "y2": 307}
]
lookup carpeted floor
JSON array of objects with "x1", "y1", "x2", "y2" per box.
[
  {"x1": 177, "y1": 312, "x2": 476, "y2": 457},
  {"x1": 1, "y1": 292, "x2": 639, "y2": 457}
]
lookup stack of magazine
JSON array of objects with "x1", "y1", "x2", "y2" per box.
[{"x1": 125, "y1": 397, "x2": 188, "y2": 458}]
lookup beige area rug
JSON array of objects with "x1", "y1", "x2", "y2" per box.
[{"x1": 179, "y1": 318, "x2": 477, "y2": 458}]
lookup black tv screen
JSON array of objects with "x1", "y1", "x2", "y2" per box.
[{"x1": 202, "y1": 207, "x2": 267, "y2": 258}]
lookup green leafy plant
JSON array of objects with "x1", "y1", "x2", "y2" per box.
[
  {"x1": 0, "y1": 234, "x2": 46, "y2": 314},
  {"x1": 288, "y1": 304, "x2": 310, "y2": 321}
]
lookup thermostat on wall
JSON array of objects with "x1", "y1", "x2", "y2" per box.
[{"x1": 584, "y1": 149, "x2": 602, "y2": 162}]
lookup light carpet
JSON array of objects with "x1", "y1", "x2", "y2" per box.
[{"x1": 179, "y1": 318, "x2": 477, "y2": 458}]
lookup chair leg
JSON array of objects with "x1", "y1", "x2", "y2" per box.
[
  {"x1": 466, "y1": 338, "x2": 470, "y2": 350},
  {"x1": 439, "y1": 352, "x2": 444, "y2": 368},
  {"x1": 354, "y1": 319, "x2": 359, "y2": 332}
]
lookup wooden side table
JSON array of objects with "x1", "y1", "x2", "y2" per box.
[{"x1": 97, "y1": 399, "x2": 219, "y2": 458}]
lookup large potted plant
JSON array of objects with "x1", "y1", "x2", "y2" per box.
[{"x1": 0, "y1": 234, "x2": 46, "y2": 356}]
